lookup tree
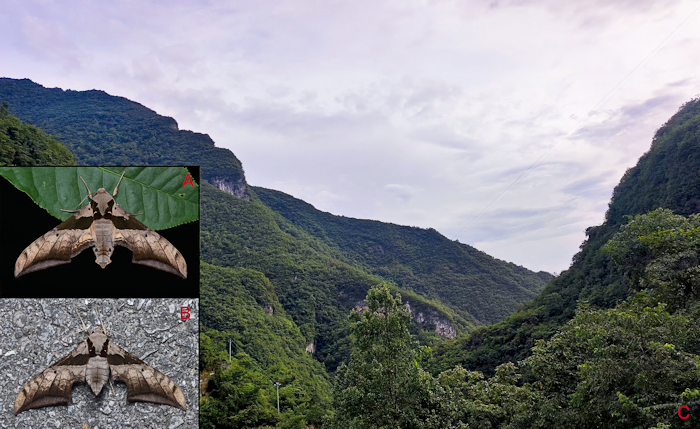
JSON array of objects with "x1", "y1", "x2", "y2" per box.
[
  {"x1": 602, "y1": 208, "x2": 700, "y2": 310},
  {"x1": 327, "y1": 283, "x2": 540, "y2": 429},
  {"x1": 328, "y1": 283, "x2": 429, "y2": 428},
  {"x1": 0, "y1": 102, "x2": 74, "y2": 166},
  {"x1": 523, "y1": 297, "x2": 700, "y2": 428}
]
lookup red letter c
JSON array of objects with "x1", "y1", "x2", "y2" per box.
[{"x1": 679, "y1": 405, "x2": 690, "y2": 419}]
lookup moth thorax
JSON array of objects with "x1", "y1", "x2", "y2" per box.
[
  {"x1": 92, "y1": 189, "x2": 112, "y2": 215},
  {"x1": 92, "y1": 219, "x2": 114, "y2": 268},
  {"x1": 85, "y1": 356, "x2": 110, "y2": 395}
]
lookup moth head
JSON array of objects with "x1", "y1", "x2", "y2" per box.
[
  {"x1": 90, "y1": 188, "x2": 114, "y2": 218},
  {"x1": 86, "y1": 329, "x2": 110, "y2": 356}
]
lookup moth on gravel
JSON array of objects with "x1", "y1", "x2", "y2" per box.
[
  {"x1": 14, "y1": 170, "x2": 187, "y2": 278},
  {"x1": 14, "y1": 307, "x2": 187, "y2": 415}
]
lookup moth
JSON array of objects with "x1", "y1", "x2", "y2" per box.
[
  {"x1": 14, "y1": 308, "x2": 187, "y2": 414},
  {"x1": 14, "y1": 171, "x2": 187, "y2": 278}
]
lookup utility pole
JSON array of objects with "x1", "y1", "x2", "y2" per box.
[
  {"x1": 228, "y1": 338, "x2": 231, "y2": 362},
  {"x1": 274, "y1": 382, "x2": 281, "y2": 414}
]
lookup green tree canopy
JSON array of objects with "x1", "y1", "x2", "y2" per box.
[
  {"x1": 523, "y1": 299, "x2": 700, "y2": 428},
  {"x1": 329, "y1": 283, "x2": 428, "y2": 428},
  {"x1": 603, "y1": 208, "x2": 700, "y2": 310},
  {"x1": 0, "y1": 102, "x2": 74, "y2": 166},
  {"x1": 329, "y1": 284, "x2": 541, "y2": 429}
]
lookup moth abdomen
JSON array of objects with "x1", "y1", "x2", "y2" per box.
[
  {"x1": 92, "y1": 219, "x2": 115, "y2": 268},
  {"x1": 85, "y1": 356, "x2": 110, "y2": 395}
]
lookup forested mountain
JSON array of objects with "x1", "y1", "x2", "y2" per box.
[
  {"x1": 0, "y1": 78, "x2": 246, "y2": 197},
  {"x1": 434, "y1": 97, "x2": 700, "y2": 375},
  {"x1": 0, "y1": 78, "x2": 551, "y2": 336},
  {"x1": 200, "y1": 262, "x2": 332, "y2": 427},
  {"x1": 0, "y1": 102, "x2": 73, "y2": 166},
  {"x1": 0, "y1": 78, "x2": 552, "y2": 427},
  {"x1": 255, "y1": 186, "x2": 551, "y2": 324}
]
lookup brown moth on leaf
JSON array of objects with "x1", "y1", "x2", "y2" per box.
[
  {"x1": 14, "y1": 171, "x2": 187, "y2": 278},
  {"x1": 14, "y1": 308, "x2": 187, "y2": 415}
]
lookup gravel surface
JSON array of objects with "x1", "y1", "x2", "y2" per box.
[{"x1": 0, "y1": 298, "x2": 198, "y2": 429}]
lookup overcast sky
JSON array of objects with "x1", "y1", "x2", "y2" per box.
[{"x1": 2, "y1": 0, "x2": 699, "y2": 273}]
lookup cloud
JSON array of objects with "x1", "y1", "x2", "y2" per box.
[
  {"x1": 383, "y1": 184, "x2": 416, "y2": 202},
  {"x1": 573, "y1": 94, "x2": 684, "y2": 143},
  {"x1": 561, "y1": 173, "x2": 615, "y2": 200}
]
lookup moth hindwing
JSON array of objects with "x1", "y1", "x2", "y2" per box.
[
  {"x1": 14, "y1": 170, "x2": 187, "y2": 278},
  {"x1": 14, "y1": 308, "x2": 187, "y2": 414}
]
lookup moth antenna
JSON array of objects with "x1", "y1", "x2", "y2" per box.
[
  {"x1": 97, "y1": 306, "x2": 107, "y2": 335},
  {"x1": 79, "y1": 176, "x2": 93, "y2": 200},
  {"x1": 112, "y1": 170, "x2": 126, "y2": 197},
  {"x1": 75, "y1": 307, "x2": 89, "y2": 334}
]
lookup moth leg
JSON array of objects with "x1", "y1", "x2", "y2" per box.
[
  {"x1": 60, "y1": 327, "x2": 86, "y2": 345},
  {"x1": 61, "y1": 193, "x2": 90, "y2": 212},
  {"x1": 106, "y1": 329, "x2": 127, "y2": 340},
  {"x1": 109, "y1": 377, "x2": 116, "y2": 396}
]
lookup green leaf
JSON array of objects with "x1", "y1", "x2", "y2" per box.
[{"x1": 0, "y1": 166, "x2": 199, "y2": 231}]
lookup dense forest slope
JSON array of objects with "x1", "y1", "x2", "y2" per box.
[
  {"x1": 255, "y1": 186, "x2": 551, "y2": 324},
  {"x1": 200, "y1": 262, "x2": 331, "y2": 427},
  {"x1": 201, "y1": 182, "x2": 473, "y2": 370},
  {"x1": 0, "y1": 103, "x2": 73, "y2": 166},
  {"x1": 434, "y1": 97, "x2": 700, "y2": 375}
]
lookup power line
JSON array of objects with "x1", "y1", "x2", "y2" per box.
[{"x1": 226, "y1": 336, "x2": 279, "y2": 386}]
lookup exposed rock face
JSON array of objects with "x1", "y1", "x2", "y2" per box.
[
  {"x1": 355, "y1": 301, "x2": 368, "y2": 312},
  {"x1": 305, "y1": 342, "x2": 316, "y2": 354},
  {"x1": 433, "y1": 319, "x2": 457, "y2": 339},
  {"x1": 166, "y1": 117, "x2": 179, "y2": 130},
  {"x1": 353, "y1": 300, "x2": 457, "y2": 339},
  {"x1": 212, "y1": 176, "x2": 250, "y2": 200},
  {"x1": 405, "y1": 302, "x2": 457, "y2": 339}
]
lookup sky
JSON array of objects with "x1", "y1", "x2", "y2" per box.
[{"x1": 2, "y1": 0, "x2": 699, "y2": 273}]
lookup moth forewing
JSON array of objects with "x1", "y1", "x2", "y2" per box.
[
  {"x1": 14, "y1": 171, "x2": 187, "y2": 278},
  {"x1": 14, "y1": 326, "x2": 187, "y2": 415}
]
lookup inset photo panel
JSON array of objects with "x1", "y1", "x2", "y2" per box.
[
  {"x1": 1, "y1": 298, "x2": 198, "y2": 428},
  {"x1": 0, "y1": 166, "x2": 199, "y2": 298}
]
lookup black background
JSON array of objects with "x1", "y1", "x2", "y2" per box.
[{"x1": 0, "y1": 166, "x2": 200, "y2": 298}]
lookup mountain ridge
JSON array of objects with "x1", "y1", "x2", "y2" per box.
[
  {"x1": 0, "y1": 77, "x2": 551, "y2": 332},
  {"x1": 254, "y1": 185, "x2": 552, "y2": 324},
  {"x1": 0, "y1": 77, "x2": 248, "y2": 198}
]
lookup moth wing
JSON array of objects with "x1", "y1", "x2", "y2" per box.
[
  {"x1": 14, "y1": 206, "x2": 95, "y2": 278},
  {"x1": 112, "y1": 204, "x2": 187, "y2": 279},
  {"x1": 14, "y1": 341, "x2": 89, "y2": 415},
  {"x1": 107, "y1": 342, "x2": 187, "y2": 410}
]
